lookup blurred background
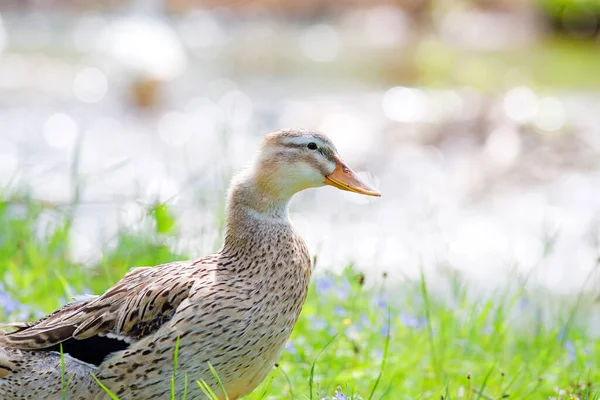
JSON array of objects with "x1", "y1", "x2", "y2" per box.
[{"x1": 1, "y1": 0, "x2": 600, "y2": 296}]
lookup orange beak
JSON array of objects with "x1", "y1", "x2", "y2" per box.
[{"x1": 324, "y1": 161, "x2": 381, "y2": 197}]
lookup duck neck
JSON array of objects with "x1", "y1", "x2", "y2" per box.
[{"x1": 222, "y1": 172, "x2": 293, "y2": 252}]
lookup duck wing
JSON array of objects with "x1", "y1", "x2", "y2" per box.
[{"x1": 0, "y1": 259, "x2": 206, "y2": 365}]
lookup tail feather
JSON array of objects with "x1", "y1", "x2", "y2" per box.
[
  {"x1": 0, "y1": 347, "x2": 16, "y2": 378},
  {"x1": 0, "y1": 346, "x2": 100, "y2": 399},
  {"x1": 0, "y1": 322, "x2": 33, "y2": 333}
]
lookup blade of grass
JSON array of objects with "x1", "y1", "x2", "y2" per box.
[
  {"x1": 196, "y1": 380, "x2": 219, "y2": 400},
  {"x1": 276, "y1": 364, "x2": 295, "y2": 400},
  {"x1": 54, "y1": 271, "x2": 74, "y2": 299},
  {"x1": 171, "y1": 335, "x2": 180, "y2": 400},
  {"x1": 309, "y1": 334, "x2": 338, "y2": 400},
  {"x1": 442, "y1": 384, "x2": 450, "y2": 400},
  {"x1": 60, "y1": 344, "x2": 66, "y2": 400},
  {"x1": 92, "y1": 374, "x2": 120, "y2": 400},
  {"x1": 420, "y1": 268, "x2": 439, "y2": 380},
  {"x1": 475, "y1": 365, "x2": 496, "y2": 400},
  {"x1": 256, "y1": 373, "x2": 276, "y2": 400},
  {"x1": 182, "y1": 374, "x2": 189, "y2": 400},
  {"x1": 207, "y1": 362, "x2": 230, "y2": 400},
  {"x1": 367, "y1": 309, "x2": 392, "y2": 400}
]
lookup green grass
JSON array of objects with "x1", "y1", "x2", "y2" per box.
[
  {"x1": 414, "y1": 36, "x2": 600, "y2": 91},
  {"x1": 0, "y1": 195, "x2": 599, "y2": 399}
]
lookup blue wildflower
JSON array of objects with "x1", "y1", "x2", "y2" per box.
[
  {"x1": 564, "y1": 340, "x2": 576, "y2": 362},
  {"x1": 0, "y1": 290, "x2": 21, "y2": 315},
  {"x1": 381, "y1": 324, "x2": 390, "y2": 337},
  {"x1": 333, "y1": 388, "x2": 348, "y2": 400},
  {"x1": 315, "y1": 276, "x2": 335, "y2": 295},
  {"x1": 345, "y1": 324, "x2": 362, "y2": 340},
  {"x1": 360, "y1": 314, "x2": 371, "y2": 328},
  {"x1": 336, "y1": 280, "x2": 351, "y2": 300},
  {"x1": 60, "y1": 295, "x2": 72, "y2": 306},
  {"x1": 482, "y1": 324, "x2": 493, "y2": 335},
  {"x1": 371, "y1": 349, "x2": 384, "y2": 359},
  {"x1": 400, "y1": 312, "x2": 427, "y2": 329},
  {"x1": 412, "y1": 292, "x2": 425, "y2": 306},
  {"x1": 333, "y1": 306, "x2": 346, "y2": 316},
  {"x1": 373, "y1": 294, "x2": 388, "y2": 309},
  {"x1": 16, "y1": 306, "x2": 33, "y2": 322},
  {"x1": 310, "y1": 317, "x2": 328, "y2": 330},
  {"x1": 285, "y1": 340, "x2": 297, "y2": 354},
  {"x1": 516, "y1": 296, "x2": 531, "y2": 310},
  {"x1": 557, "y1": 327, "x2": 567, "y2": 342}
]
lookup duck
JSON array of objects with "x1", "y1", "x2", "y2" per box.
[{"x1": 0, "y1": 128, "x2": 380, "y2": 399}]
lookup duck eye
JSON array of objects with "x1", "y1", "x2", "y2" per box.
[{"x1": 307, "y1": 142, "x2": 318, "y2": 150}]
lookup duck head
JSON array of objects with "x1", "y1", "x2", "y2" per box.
[{"x1": 251, "y1": 128, "x2": 381, "y2": 201}]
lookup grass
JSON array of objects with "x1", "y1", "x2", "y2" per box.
[{"x1": 0, "y1": 194, "x2": 599, "y2": 399}]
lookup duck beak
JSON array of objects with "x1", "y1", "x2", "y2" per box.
[{"x1": 325, "y1": 161, "x2": 381, "y2": 197}]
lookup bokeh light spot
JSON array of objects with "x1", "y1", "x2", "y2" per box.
[
  {"x1": 504, "y1": 86, "x2": 537, "y2": 123},
  {"x1": 178, "y1": 11, "x2": 225, "y2": 49},
  {"x1": 382, "y1": 87, "x2": 428, "y2": 123},
  {"x1": 363, "y1": 6, "x2": 407, "y2": 47},
  {"x1": 43, "y1": 113, "x2": 78, "y2": 149},
  {"x1": 483, "y1": 127, "x2": 521, "y2": 168},
  {"x1": 73, "y1": 67, "x2": 108, "y2": 103},
  {"x1": 101, "y1": 16, "x2": 187, "y2": 80},
  {"x1": 0, "y1": 13, "x2": 7, "y2": 55},
  {"x1": 158, "y1": 112, "x2": 193, "y2": 147},
  {"x1": 219, "y1": 90, "x2": 254, "y2": 126},
  {"x1": 319, "y1": 112, "x2": 372, "y2": 158},
  {"x1": 300, "y1": 24, "x2": 341, "y2": 63},
  {"x1": 0, "y1": 140, "x2": 18, "y2": 184},
  {"x1": 534, "y1": 97, "x2": 566, "y2": 132}
]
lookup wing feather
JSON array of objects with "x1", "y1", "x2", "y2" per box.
[{"x1": 0, "y1": 259, "x2": 207, "y2": 352}]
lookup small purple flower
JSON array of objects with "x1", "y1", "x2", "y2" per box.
[
  {"x1": 336, "y1": 280, "x2": 351, "y2": 300},
  {"x1": 285, "y1": 340, "x2": 297, "y2": 354},
  {"x1": 0, "y1": 291, "x2": 21, "y2": 315},
  {"x1": 373, "y1": 294, "x2": 388, "y2": 309},
  {"x1": 381, "y1": 324, "x2": 390, "y2": 337},
  {"x1": 16, "y1": 306, "x2": 33, "y2": 321},
  {"x1": 345, "y1": 324, "x2": 362, "y2": 339},
  {"x1": 360, "y1": 314, "x2": 371, "y2": 328},
  {"x1": 482, "y1": 324, "x2": 493, "y2": 335},
  {"x1": 564, "y1": 340, "x2": 576, "y2": 362},
  {"x1": 333, "y1": 306, "x2": 346, "y2": 316},
  {"x1": 516, "y1": 296, "x2": 531, "y2": 310},
  {"x1": 400, "y1": 312, "x2": 427, "y2": 329},
  {"x1": 557, "y1": 327, "x2": 567, "y2": 342},
  {"x1": 333, "y1": 389, "x2": 348, "y2": 400},
  {"x1": 315, "y1": 276, "x2": 335, "y2": 295},
  {"x1": 371, "y1": 349, "x2": 384, "y2": 359},
  {"x1": 310, "y1": 317, "x2": 328, "y2": 330}
]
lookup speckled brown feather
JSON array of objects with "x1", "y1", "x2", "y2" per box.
[
  {"x1": 0, "y1": 129, "x2": 350, "y2": 400},
  {"x1": 0, "y1": 262, "x2": 200, "y2": 349}
]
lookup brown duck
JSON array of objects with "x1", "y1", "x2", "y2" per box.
[{"x1": 0, "y1": 129, "x2": 380, "y2": 399}]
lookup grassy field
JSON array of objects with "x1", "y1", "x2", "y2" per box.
[{"x1": 0, "y1": 195, "x2": 598, "y2": 399}]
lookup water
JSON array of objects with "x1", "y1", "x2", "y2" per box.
[{"x1": 1, "y1": 11, "x2": 600, "y2": 295}]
